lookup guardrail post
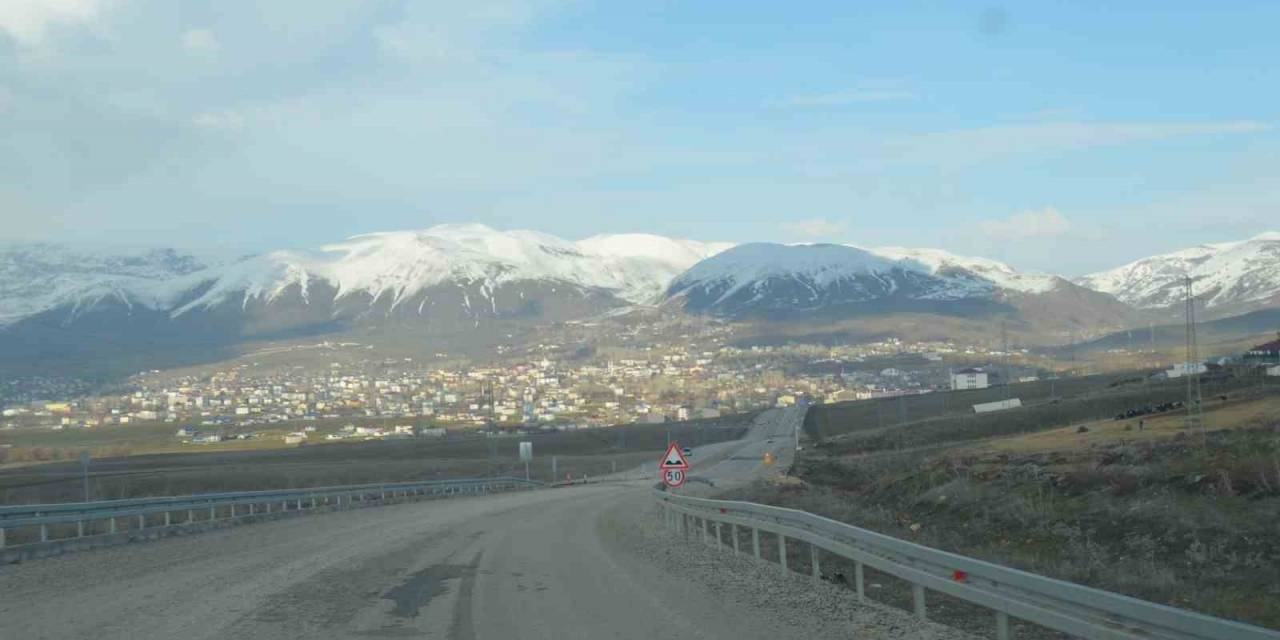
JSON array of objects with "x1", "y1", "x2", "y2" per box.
[
  {"x1": 0, "y1": 527, "x2": 5, "y2": 549},
  {"x1": 810, "y1": 544, "x2": 820, "y2": 583},
  {"x1": 996, "y1": 612, "x2": 1010, "y2": 640},
  {"x1": 40, "y1": 523, "x2": 48, "y2": 542},
  {"x1": 752, "y1": 527, "x2": 760, "y2": 558},
  {"x1": 297, "y1": 498, "x2": 302, "y2": 510},
  {"x1": 702, "y1": 517, "x2": 710, "y2": 545},
  {"x1": 137, "y1": 515, "x2": 144, "y2": 530},
  {"x1": 250, "y1": 503, "x2": 256, "y2": 515},
  {"x1": 164, "y1": 512, "x2": 171, "y2": 527},
  {"x1": 854, "y1": 561, "x2": 865, "y2": 602},
  {"x1": 778, "y1": 534, "x2": 788, "y2": 575},
  {"x1": 187, "y1": 509, "x2": 194, "y2": 524},
  {"x1": 109, "y1": 517, "x2": 117, "y2": 534},
  {"x1": 209, "y1": 505, "x2": 215, "y2": 520},
  {"x1": 912, "y1": 584, "x2": 927, "y2": 620},
  {"x1": 77, "y1": 519, "x2": 85, "y2": 538},
  {"x1": 731, "y1": 523, "x2": 739, "y2": 554},
  {"x1": 714, "y1": 522, "x2": 722, "y2": 550}
]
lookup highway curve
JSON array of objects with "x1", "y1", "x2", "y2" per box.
[{"x1": 0, "y1": 409, "x2": 969, "y2": 640}]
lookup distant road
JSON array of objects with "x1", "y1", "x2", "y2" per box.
[{"x1": 0, "y1": 408, "x2": 965, "y2": 640}]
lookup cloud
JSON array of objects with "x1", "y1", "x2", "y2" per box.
[
  {"x1": 181, "y1": 28, "x2": 219, "y2": 57},
  {"x1": 0, "y1": 0, "x2": 103, "y2": 47},
  {"x1": 192, "y1": 109, "x2": 245, "y2": 132},
  {"x1": 979, "y1": 207, "x2": 1070, "y2": 240},
  {"x1": 783, "y1": 88, "x2": 914, "y2": 107},
  {"x1": 892, "y1": 120, "x2": 1271, "y2": 165},
  {"x1": 781, "y1": 217, "x2": 849, "y2": 238}
]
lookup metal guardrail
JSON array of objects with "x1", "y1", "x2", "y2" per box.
[
  {"x1": 656, "y1": 491, "x2": 1280, "y2": 640},
  {"x1": 0, "y1": 476, "x2": 542, "y2": 550}
]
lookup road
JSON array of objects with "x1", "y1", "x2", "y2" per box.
[{"x1": 0, "y1": 408, "x2": 967, "y2": 640}]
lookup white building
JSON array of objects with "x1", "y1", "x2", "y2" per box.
[
  {"x1": 1165, "y1": 362, "x2": 1208, "y2": 379},
  {"x1": 950, "y1": 368, "x2": 989, "y2": 390}
]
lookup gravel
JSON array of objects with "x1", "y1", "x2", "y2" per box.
[{"x1": 601, "y1": 496, "x2": 978, "y2": 640}]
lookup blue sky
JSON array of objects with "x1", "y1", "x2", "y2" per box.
[{"x1": 1, "y1": 1, "x2": 1277, "y2": 275}]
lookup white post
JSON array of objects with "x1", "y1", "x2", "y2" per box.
[
  {"x1": 137, "y1": 514, "x2": 144, "y2": 530},
  {"x1": 110, "y1": 517, "x2": 117, "y2": 534},
  {"x1": 913, "y1": 584, "x2": 927, "y2": 619},
  {"x1": 40, "y1": 524, "x2": 48, "y2": 542},
  {"x1": 164, "y1": 512, "x2": 171, "y2": 527},
  {"x1": 77, "y1": 520, "x2": 85, "y2": 537},
  {"x1": 855, "y1": 561, "x2": 865, "y2": 602},
  {"x1": 752, "y1": 527, "x2": 761, "y2": 558},
  {"x1": 0, "y1": 527, "x2": 5, "y2": 549},
  {"x1": 187, "y1": 509, "x2": 194, "y2": 524},
  {"x1": 714, "y1": 522, "x2": 722, "y2": 549},
  {"x1": 732, "y1": 523, "x2": 740, "y2": 554},
  {"x1": 996, "y1": 612, "x2": 1010, "y2": 640},
  {"x1": 778, "y1": 534, "x2": 788, "y2": 574},
  {"x1": 811, "y1": 544, "x2": 820, "y2": 583}
]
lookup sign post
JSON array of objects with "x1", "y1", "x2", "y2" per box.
[
  {"x1": 519, "y1": 441, "x2": 532, "y2": 482},
  {"x1": 659, "y1": 441, "x2": 690, "y2": 489},
  {"x1": 79, "y1": 450, "x2": 91, "y2": 502}
]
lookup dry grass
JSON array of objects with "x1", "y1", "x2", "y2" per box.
[{"x1": 981, "y1": 392, "x2": 1280, "y2": 454}]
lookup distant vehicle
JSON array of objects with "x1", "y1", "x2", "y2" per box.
[
  {"x1": 766, "y1": 438, "x2": 774, "y2": 443},
  {"x1": 682, "y1": 447, "x2": 692, "y2": 457}
]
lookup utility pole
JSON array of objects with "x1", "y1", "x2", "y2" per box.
[
  {"x1": 1183, "y1": 276, "x2": 1204, "y2": 441},
  {"x1": 1001, "y1": 320, "x2": 1012, "y2": 400}
]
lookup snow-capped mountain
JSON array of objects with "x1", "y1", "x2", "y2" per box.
[
  {"x1": 664, "y1": 242, "x2": 1142, "y2": 338},
  {"x1": 871, "y1": 246, "x2": 1061, "y2": 295},
  {"x1": 667, "y1": 243, "x2": 964, "y2": 316},
  {"x1": 1078, "y1": 232, "x2": 1280, "y2": 318},
  {"x1": 0, "y1": 244, "x2": 231, "y2": 325},
  {"x1": 0, "y1": 225, "x2": 731, "y2": 328}
]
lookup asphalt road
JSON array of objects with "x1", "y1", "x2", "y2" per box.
[{"x1": 0, "y1": 408, "x2": 969, "y2": 640}]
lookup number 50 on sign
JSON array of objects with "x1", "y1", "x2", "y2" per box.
[{"x1": 663, "y1": 468, "x2": 685, "y2": 488}]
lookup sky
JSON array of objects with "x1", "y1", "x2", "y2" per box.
[{"x1": 1, "y1": 1, "x2": 1278, "y2": 276}]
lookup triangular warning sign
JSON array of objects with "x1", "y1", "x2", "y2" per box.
[{"x1": 659, "y1": 442, "x2": 689, "y2": 469}]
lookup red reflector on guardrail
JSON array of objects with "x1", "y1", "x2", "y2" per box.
[
  {"x1": 719, "y1": 508, "x2": 727, "y2": 514},
  {"x1": 953, "y1": 570, "x2": 968, "y2": 582}
]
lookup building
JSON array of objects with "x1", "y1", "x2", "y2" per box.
[
  {"x1": 1244, "y1": 338, "x2": 1280, "y2": 364},
  {"x1": 950, "y1": 368, "x2": 989, "y2": 391},
  {"x1": 1165, "y1": 362, "x2": 1208, "y2": 379}
]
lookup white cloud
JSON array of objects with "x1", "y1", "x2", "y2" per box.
[
  {"x1": 0, "y1": 0, "x2": 102, "y2": 47},
  {"x1": 892, "y1": 120, "x2": 1270, "y2": 165},
  {"x1": 192, "y1": 109, "x2": 245, "y2": 132},
  {"x1": 784, "y1": 88, "x2": 913, "y2": 107},
  {"x1": 979, "y1": 207, "x2": 1071, "y2": 240},
  {"x1": 181, "y1": 28, "x2": 219, "y2": 57},
  {"x1": 781, "y1": 217, "x2": 849, "y2": 238}
]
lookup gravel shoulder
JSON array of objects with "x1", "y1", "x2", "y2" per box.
[{"x1": 597, "y1": 489, "x2": 977, "y2": 640}]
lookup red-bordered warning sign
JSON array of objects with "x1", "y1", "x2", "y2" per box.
[
  {"x1": 662, "y1": 468, "x2": 686, "y2": 488},
  {"x1": 659, "y1": 442, "x2": 690, "y2": 470}
]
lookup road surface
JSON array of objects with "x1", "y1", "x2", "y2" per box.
[{"x1": 0, "y1": 409, "x2": 968, "y2": 640}]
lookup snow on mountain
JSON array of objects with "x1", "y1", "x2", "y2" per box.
[
  {"x1": 141, "y1": 225, "x2": 731, "y2": 316},
  {"x1": 871, "y1": 246, "x2": 1062, "y2": 295},
  {"x1": 666, "y1": 243, "x2": 968, "y2": 315},
  {"x1": 1077, "y1": 231, "x2": 1280, "y2": 315},
  {"x1": 575, "y1": 233, "x2": 734, "y2": 303},
  {"x1": 0, "y1": 243, "x2": 230, "y2": 325}
]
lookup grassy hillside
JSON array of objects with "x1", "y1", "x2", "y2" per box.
[{"x1": 732, "y1": 372, "x2": 1280, "y2": 636}]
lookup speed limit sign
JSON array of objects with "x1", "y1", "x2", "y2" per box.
[{"x1": 663, "y1": 468, "x2": 686, "y2": 488}]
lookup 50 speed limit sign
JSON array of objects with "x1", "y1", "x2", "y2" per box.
[{"x1": 659, "y1": 442, "x2": 689, "y2": 489}]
